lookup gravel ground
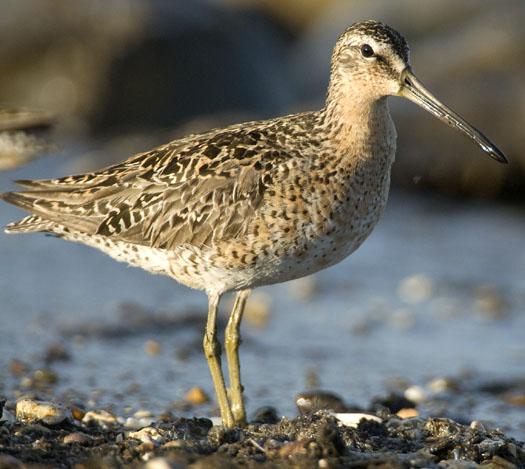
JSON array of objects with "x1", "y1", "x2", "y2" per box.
[{"x1": 1, "y1": 401, "x2": 524, "y2": 468}]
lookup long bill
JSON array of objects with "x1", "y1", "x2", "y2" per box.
[{"x1": 399, "y1": 68, "x2": 508, "y2": 164}]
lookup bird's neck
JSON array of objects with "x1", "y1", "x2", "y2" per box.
[{"x1": 320, "y1": 81, "x2": 394, "y2": 155}]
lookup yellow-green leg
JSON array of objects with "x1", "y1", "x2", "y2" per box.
[
  {"x1": 225, "y1": 289, "x2": 251, "y2": 425},
  {"x1": 203, "y1": 293, "x2": 234, "y2": 428}
]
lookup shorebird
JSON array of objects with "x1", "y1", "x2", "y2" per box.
[{"x1": 1, "y1": 21, "x2": 507, "y2": 428}]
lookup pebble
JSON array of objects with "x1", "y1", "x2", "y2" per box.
[
  {"x1": 15, "y1": 398, "x2": 69, "y2": 425},
  {"x1": 288, "y1": 275, "x2": 318, "y2": 301},
  {"x1": 82, "y1": 409, "x2": 119, "y2": 429},
  {"x1": 185, "y1": 386, "x2": 210, "y2": 405},
  {"x1": 251, "y1": 406, "x2": 279, "y2": 424},
  {"x1": 396, "y1": 408, "x2": 419, "y2": 419},
  {"x1": 71, "y1": 406, "x2": 86, "y2": 421},
  {"x1": 295, "y1": 390, "x2": 347, "y2": 414},
  {"x1": 474, "y1": 285, "x2": 508, "y2": 319},
  {"x1": 144, "y1": 457, "x2": 174, "y2": 469},
  {"x1": 124, "y1": 415, "x2": 155, "y2": 430},
  {"x1": 63, "y1": 431, "x2": 93, "y2": 445},
  {"x1": 9, "y1": 359, "x2": 27, "y2": 377},
  {"x1": 503, "y1": 393, "x2": 525, "y2": 407},
  {"x1": 332, "y1": 413, "x2": 382, "y2": 428},
  {"x1": 243, "y1": 291, "x2": 272, "y2": 328},
  {"x1": 397, "y1": 274, "x2": 433, "y2": 304},
  {"x1": 0, "y1": 455, "x2": 24, "y2": 468},
  {"x1": 145, "y1": 340, "x2": 162, "y2": 356},
  {"x1": 43, "y1": 343, "x2": 71, "y2": 363},
  {"x1": 470, "y1": 420, "x2": 487, "y2": 432},
  {"x1": 0, "y1": 407, "x2": 15, "y2": 424},
  {"x1": 404, "y1": 385, "x2": 428, "y2": 404},
  {"x1": 127, "y1": 426, "x2": 163, "y2": 445}
]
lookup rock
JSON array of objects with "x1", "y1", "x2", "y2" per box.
[
  {"x1": 0, "y1": 454, "x2": 24, "y2": 468},
  {"x1": 15, "y1": 398, "x2": 69, "y2": 425},
  {"x1": 371, "y1": 393, "x2": 417, "y2": 413},
  {"x1": 470, "y1": 420, "x2": 488, "y2": 432},
  {"x1": 288, "y1": 275, "x2": 318, "y2": 301},
  {"x1": 474, "y1": 285, "x2": 509, "y2": 319},
  {"x1": 243, "y1": 291, "x2": 272, "y2": 329},
  {"x1": 144, "y1": 458, "x2": 175, "y2": 469},
  {"x1": 71, "y1": 406, "x2": 86, "y2": 421},
  {"x1": 63, "y1": 431, "x2": 94, "y2": 445},
  {"x1": 404, "y1": 385, "x2": 428, "y2": 403},
  {"x1": 127, "y1": 426, "x2": 163, "y2": 445},
  {"x1": 332, "y1": 412, "x2": 382, "y2": 428},
  {"x1": 503, "y1": 393, "x2": 525, "y2": 407},
  {"x1": 123, "y1": 415, "x2": 155, "y2": 430},
  {"x1": 9, "y1": 359, "x2": 27, "y2": 377},
  {"x1": 295, "y1": 390, "x2": 348, "y2": 414},
  {"x1": 185, "y1": 386, "x2": 210, "y2": 406},
  {"x1": 43, "y1": 343, "x2": 71, "y2": 363},
  {"x1": 251, "y1": 406, "x2": 279, "y2": 424},
  {"x1": 397, "y1": 274, "x2": 433, "y2": 304},
  {"x1": 82, "y1": 409, "x2": 119, "y2": 429},
  {"x1": 396, "y1": 408, "x2": 419, "y2": 419},
  {"x1": 32, "y1": 369, "x2": 58, "y2": 387},
  {"x1": 145, "y1": 339, "x2": 162, "y2": 356}
]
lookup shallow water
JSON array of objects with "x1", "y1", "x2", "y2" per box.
[{"x1": 1, "y1": 155, "x2": 524, "y2": 438}]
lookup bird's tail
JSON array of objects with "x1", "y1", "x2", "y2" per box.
[{"x1": 4, "y1": 214, "x2": 56, "y2": 234}]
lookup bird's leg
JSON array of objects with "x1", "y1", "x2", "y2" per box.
[
  {"x1": 203, "y1": 293, "x2": 234, "y2": 428},
  {"x1": 225, "y1": 289, "x2": 251, "y2": 425}
]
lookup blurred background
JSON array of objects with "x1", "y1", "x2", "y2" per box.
[{"x1": 0, "y1": 0, "x2": 524, "y2": 436}]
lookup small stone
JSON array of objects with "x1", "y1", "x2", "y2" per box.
[
  {"x1": 44, "y1": 343, "x2": 71, "y2": 363},
  {"x1": 32, "y1": 369, "x2": 58, "y2": 387},
  {"x1": 145, "y1": 340, "x2": 162, "y2": 356},
  {"x1": 9, "y1": 359, "x2": 27, "y2": 377},
  {"x1": 0, "y1": 407, "x2": 15, "y2": 424},
  {"x1": 15, "y1": 398, "x2": 69, "y2": 425},
  {"x1": 71, "y1": 406, "x2": 86, "y2": 421},
  {"x1": 332, "y1": 412, "x2": 382, "y2": 428},
  {"x1": 63, "y1": 431, "x2": 93, "y2": 445},
  {"x1": 371, "y1": 393, "x2": 416, "y2": 413},
  {"x1": 0, "y1": 454, "x2": 24, "y2": 468},
  {"x1": 404, "y1": 385, "x2": 428, "y2": 403},
  {"x1": 470, "y1": 420, "x2": 487, "y2": 432},
  {"x1": 127, "y1": 426, "x2": 163, "y2": 445},
  {"x1": 396, "y1": 408, "x2": 419, "y2": 419},
  {"x1": 163, "y1": 440, "x2": 185, "y2": 449},
  {"x1": 295, "y1": 390, "x2": 347, "y2": 414},
  {"x1": 279, "y1": 441, "x2": 308, "y2": 458},
  {"x1": 244, "y1": 291, "x2": 271, "y2": 328},
  {"x1": 251, "y1": 406, "x2": 279, "y2": 424},
  {"x1": 398, "y1": 274, "x2": 433, "y2": 304},
  {"x1": 185, "y1": 386, "x2": 210, "y2": 405},
  {"x1": 82, "y1": 409, "x2": 119, "y2": 429},
  {"x1": 134, "y1": 409, "x2": 153, "y2": 418},
  {"x1": 503, "y1": 393, "x2": 525, "y2": 407},
  {"x1": 144, "y1": 458, "x2": 174, "y2": 469},
  {"x1": 124, "y1": 415, "x2": 155, "y2": 429},
  {"x1": 288, "y1": 275, "x2": 318, "y2": 301},
  {"x1": 427, "y1": 377, "x2": 460, "y2": 393},
  {"x1": 474, "y1": 285, "x2": 508, "y2": 319}
]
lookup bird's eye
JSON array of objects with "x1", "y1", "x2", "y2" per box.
[{"x1": 361, "y1": 44, "x2": 374, "y2": 58}]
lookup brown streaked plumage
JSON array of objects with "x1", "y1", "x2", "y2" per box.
[{"x1": 0, "y1": 20, "x2": 508, "y2": 428}]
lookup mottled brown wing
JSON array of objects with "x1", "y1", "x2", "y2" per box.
[{"x1": 2, "y1": 121, "x2": 294, "y2": 249}]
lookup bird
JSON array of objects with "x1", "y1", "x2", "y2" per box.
[{"x1": 0, "y1": 21, "x2": 508, "y2": 429}]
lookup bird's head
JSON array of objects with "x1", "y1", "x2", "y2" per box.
[{"x1": 330, "y1": 20, "x2": 508, "y2": 163}]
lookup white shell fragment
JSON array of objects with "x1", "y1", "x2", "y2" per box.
[{"x1": 331, "y1": 412, "x2": 382, "y2": 428}]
